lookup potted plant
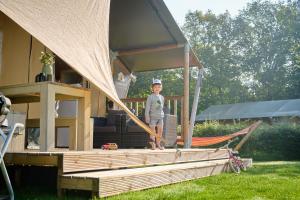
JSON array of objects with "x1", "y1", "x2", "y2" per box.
[{"x1": 39, "y1": 51, "x2": 55, "y2": 81}]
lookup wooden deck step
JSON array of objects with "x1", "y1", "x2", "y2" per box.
[
  {"x1": 62, "y1": 149, "x2": 228, "y2": 173},
  {"x1": 5, "y1": 149, "x2": 228, "y2": 173},
  {"x1": 60, "y1": 159, "x2": 228, "y2": 198}
]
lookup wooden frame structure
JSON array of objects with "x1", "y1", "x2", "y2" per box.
[{"x1": 0, "y1": 82, "x2": 92, "y2": 151}]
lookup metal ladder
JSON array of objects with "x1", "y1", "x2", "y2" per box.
[{"x1": 0, "y1": 123, "x2": 24, "y2": 200}]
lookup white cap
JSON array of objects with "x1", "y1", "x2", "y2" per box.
[{"x1": 152, "y1": 79, "x2": 162, "y2": 85}]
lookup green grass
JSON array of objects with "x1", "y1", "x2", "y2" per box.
[{"x1": 11, "y1": 162, "x2": 300, "y2": 200}]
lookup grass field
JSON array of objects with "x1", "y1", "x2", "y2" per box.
[{"x1": 12, "y1": 161, "x2": 300, "y2": 200}]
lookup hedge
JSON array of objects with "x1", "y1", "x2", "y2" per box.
[{"x1": 193, "y1": 121, "x2": 300, "y2": 161}]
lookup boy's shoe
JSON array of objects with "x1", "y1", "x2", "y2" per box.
[
  {"x1": 149, "y1": 142, "x2": 156, "y2": 150},
  {"x1": 156, "y1": 141, "x2": 164, "y2": 150}
]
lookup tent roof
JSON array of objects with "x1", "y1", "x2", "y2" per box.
[
  {"x1": 196, "y1": 99, "x2": 300, "y2": 121},
  {"x1": 109, "y1": 0, "x2": 201, "y2": 72}
]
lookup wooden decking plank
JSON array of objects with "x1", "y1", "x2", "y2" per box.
[
  {"x1": 4, "y1": 153, "x2": 60, "y2": 166},
  {"x1": 60, "y1": 159, "x2": 228, "y2": 197},
  {"x1": 62, "y1": 149, "x2": 228, "y2": 173},
  {"x1": 4, "y1": 149, "x2": 228, "y2": 173}
]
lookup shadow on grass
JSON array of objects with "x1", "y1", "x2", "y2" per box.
[
  {"x1": 11, "y1": 186, "x2": 90, "y2": 200},
  {"x1": 244, "y1": 162, "x2": 300, "y2": 178}
]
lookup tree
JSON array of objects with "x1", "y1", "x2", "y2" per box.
[
  {"x1": 183, "y1": 11, "x2": 251, "y2": 110},
  {"x1": 235, "y1": 0, "x2": 300, "y2": 100},
  {"x1": 128, "y1": 0, "x2": 300, "y2": 114}
]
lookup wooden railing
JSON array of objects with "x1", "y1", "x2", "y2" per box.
[{"x1": 121, "y1": 95, "x2": 183, "y2": 125}]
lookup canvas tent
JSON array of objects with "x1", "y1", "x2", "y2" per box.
[
  {"x1": 109, "y1": 0, "x2": 201, "y2": 72},
  {"x1": 0, "y1": 0, "x2": 201, "y2": 140},
  {"x1": 196, "y1": 99, "x2": 300, "y2": 121}
]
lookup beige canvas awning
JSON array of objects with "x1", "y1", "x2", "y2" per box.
[{"x1": 0, "y1": 0, "x2": 201, "y2": 137}]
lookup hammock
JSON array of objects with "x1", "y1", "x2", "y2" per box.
[{"x1": 177, "y1": 121, "x2": 261, "y2": 147}]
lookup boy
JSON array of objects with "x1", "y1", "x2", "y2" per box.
[{"x1": 145, "y1": 79, "x2": 164, "y2": 150}]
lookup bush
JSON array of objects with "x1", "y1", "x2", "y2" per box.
[{"x1": 193, "y1": 121, "x2": 300, "y2": 161}]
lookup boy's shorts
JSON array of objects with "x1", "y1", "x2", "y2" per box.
[{"x1": 149, "y1": 119, "x2": 163, "y2": 127}]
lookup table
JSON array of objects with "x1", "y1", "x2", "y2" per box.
[{"x1": 0, "y1": 82, "x2": 92, "y2": 151}]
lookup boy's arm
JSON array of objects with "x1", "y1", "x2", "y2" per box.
[{"x1": 145, "y1": 96, "x2": 151, "y2": 123}]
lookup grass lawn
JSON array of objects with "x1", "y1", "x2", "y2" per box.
[{"x1": 12, "y1": 161, "x2": 300, "y2": 200}]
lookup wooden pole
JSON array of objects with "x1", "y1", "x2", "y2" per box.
[
  {"x1": 183, "y1": 43, "x2": 190, "y2": 148},
  {"x1": 180, "y1": 97, "x2": 184, "y2": 139},
  {"x1": 135, "y1": 102, "x2": 139, "y2": 116},
  {"x1": 234, "y1": 121, "x2": 262, "y2": 151},
  {"x1": 174, "y1": 99, "x2": 177, "y2": 116},
  {"x1": 188, "y1": 68, "x2": 203, "y2": 148}
]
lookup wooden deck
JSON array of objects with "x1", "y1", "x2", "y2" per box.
[
  {"x1": 4, "y1": 149, "x2": 229, "y2": 198},
  {"x1": 61, "y1": 159, "x2": 228, "y2": 197}
]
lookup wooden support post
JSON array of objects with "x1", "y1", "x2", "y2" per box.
[
  {"x1": 180, "y1": 97, "x2": 184, "y2": 139},
  {"x1": 188, "y1": 68, "x2": 203, "y2": 148},
  {"x1": 168, "y1": 100, "x2": 171, "y2": 110},
  {"x1": 135, "y1": 102, "x2": 139, "y2": 116},
  {"x1": 77, "y1": 91, "x2": 91, "y2": 150},
  {"x1": 174, "y1": 99, "x2": 177, "y2": 116},
  {"x1": 183, "y1": 43, "x2": 190, "y2": 148},
  {"x1": 40, "y1": 84, "x2": 55, "y2": 151},
  {"x1": 130, "y1": 102, "x2": 133, "y2": 109},
  {"x1": 142, "y1": 102, "x2": 145, "y2": 109}
]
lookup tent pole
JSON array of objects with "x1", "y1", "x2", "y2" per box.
[
  {"x1": 183, "y1": 43, "x2": 190, "y2": 149},
  {"x1": 188, "y1": 67, "x2": 203, "y2": 148}
]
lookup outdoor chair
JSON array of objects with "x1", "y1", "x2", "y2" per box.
[
  {"x1": 93, "y1": 110, "x2": 125, "y2": 148},
  {"x1": 121, "y1": 115, "x2": 149, "y2": 148}
]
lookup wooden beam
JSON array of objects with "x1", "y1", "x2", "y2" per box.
[
  {"x1": 117, "y1": 44, "x2": 184, "y2": 57},
  {"x1": 234, "y1": 121, "x2": 262, "y2": 151},
  {"x1": 183, "y1": 44, "x2": 190, "y2": 148}
]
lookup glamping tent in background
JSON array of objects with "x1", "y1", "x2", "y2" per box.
[{"x1": 0, "y1": 0, "x2": 159, "y2": 137}]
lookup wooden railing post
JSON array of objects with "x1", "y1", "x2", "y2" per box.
[
  {"x1": 135, "y1": 102, "x2": 139, "y2": 116},
  {"x1": 180, "y1": 97, "x2": 184, "y2": 140},
  {"x1": 121, "y1": 96, "x2": 183, "y2": 121},
  {"x1": 174, "y1": 99, "x2": 177, "y2": 116}
]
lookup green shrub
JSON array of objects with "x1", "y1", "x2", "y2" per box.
[
  {"x1": 193, "y1": 120, "x2": 250, "y2": 137},
  {"x1": 193, "y1": 121, "x2": 300, "y2": 161},
  {"x1": 240, "y1": 123, "x2": 300, "y2": 161}
]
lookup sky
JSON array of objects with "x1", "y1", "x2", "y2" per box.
[{"x1": 163, "y1": 0, "x2": 254, "y2": 25}]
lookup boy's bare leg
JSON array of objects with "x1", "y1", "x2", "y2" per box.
[
  {"x1": 156, "y1": 125, "x2": 164, "y2": 150},
  {"x1": 149, "y1": 126, "x2": 156, "y2": 150}
]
